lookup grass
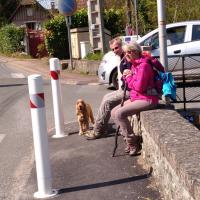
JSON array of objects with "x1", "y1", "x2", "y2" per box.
[{"x1": 84, "y1": 52, "x2": 104, "y2": 61}]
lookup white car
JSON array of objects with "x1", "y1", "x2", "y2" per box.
[{"x1": 98, "y1": 21, "x2": 200, "y2": 89}]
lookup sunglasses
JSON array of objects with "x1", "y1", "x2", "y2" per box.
[
  {"x1": 112, "y1": 46, "x2": 119, "y2": 51},
  {"x1": 126, "y1": 50, "x2": 135, "y2": 54}
]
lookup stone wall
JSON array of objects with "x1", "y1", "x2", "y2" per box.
[
  {"x1": 61, "y1": 59, "x2": 100, "y2": 75},
  {"x1": 136, "y1": 107, "x2": 200, "y2": 200}
]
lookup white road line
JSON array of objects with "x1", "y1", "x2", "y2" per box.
[
  {"x1": 0, "y1": 134, "x2": 6, "y2": 143},
  {"x1": 11, "y1": 73, "x2": 25, "y2": 78}
]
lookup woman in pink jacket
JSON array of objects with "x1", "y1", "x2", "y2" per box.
[{"x1": 111, "y1": 42, "x2": 160, "y2": 156}]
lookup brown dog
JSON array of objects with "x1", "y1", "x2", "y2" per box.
[{"x1": 76, "y1": 99, "x2": 95, "y2": 135}]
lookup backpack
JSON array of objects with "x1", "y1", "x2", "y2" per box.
[
  {"x1": 159, "y1": 72, "x2": 177, "y2": 101},
  {"x1": 145, "y1": 56, "x2": 164, "y2": 95},
  {"x1": 145, "y1": 56, "x2": 176, "y2": 101}
]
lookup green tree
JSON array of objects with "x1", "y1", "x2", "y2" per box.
[{"x1": 0, "y1": 0, "x2": 19, "y2": 27}]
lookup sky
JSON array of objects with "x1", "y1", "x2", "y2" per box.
[{"x1": 37, "y1": 0, "x2": 56, "y2": 9}]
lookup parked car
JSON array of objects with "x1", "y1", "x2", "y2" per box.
[{"x1": 98, "y1": 21, "x2": 200, "y2": 89}]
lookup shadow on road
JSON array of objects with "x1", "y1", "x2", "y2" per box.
[{"x1": 58, "y1": 171, "x2": 152, "y2": 194}]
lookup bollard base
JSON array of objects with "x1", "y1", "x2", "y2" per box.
[
  {"x1": 52, "y1": 133, "x2": 67, "y2": 138},
  {"x1": 34, "y1": 189, "x2": 58, "y2": 199}
]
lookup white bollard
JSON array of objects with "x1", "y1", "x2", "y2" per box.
[
  {"x1": 28, "y1": 74, "x2": 57, "y2": 199},
  {"x1": 49, "y1": 58, "x2": 65, "y2": 138}
]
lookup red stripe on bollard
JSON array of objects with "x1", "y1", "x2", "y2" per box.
[
  {"x1": 30, "y1": 100, "x2": 37, "y2": 108},
  {"x1": 50, "y1": 71, "x2": 59, "y2": 80},
  {"x1": 37, "y1": 93, "x2": 44, "y2": 100},
  {"x1": 30, "y1": 93, "x2": 45, "y2": 109}
]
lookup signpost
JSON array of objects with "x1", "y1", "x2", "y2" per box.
[{"x1": 57, "y1": 0, "x2": 77, "y2": 69}]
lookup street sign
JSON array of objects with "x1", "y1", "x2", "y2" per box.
[{"x1": 57, "y1": 0, "x2": 77, "y2": 16}]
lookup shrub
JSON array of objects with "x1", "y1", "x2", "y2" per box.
[
  {"x1": 84, "y1": 52, "x2": 104, "y2": 60},
  {"x1": 104, "y1": 8, "x2": 126, "y2": 36},
  {"x1": 44, "y1": 15, "x2": 69, "y2": 59},
  {"x1": 71, "y1": 8, "x2": 88, "y2": 28},
  {"x1": 0, "y1": 24, "x2": 24, "y2": 54}
]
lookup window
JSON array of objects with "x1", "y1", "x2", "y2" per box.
[
  {"x1": 140, "y1": 33, "x2": 159, "y2": 50},
  {"x1": 26, "y1": 22, "x2": 35, "y2": 30},
  {"x1": 27, "y1": 8, "x2": 33, "y2": 16},
  {"x1": 166, "y1": 26, "x2": 185, "y2": 45},
  {"x1": 140, "y1": 26, "x2": 186, "y2": 49},
  {"x1": 192, "y1": 25, "x2": 200, "y2": 41}
]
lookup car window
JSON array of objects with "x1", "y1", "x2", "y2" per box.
[
  {"x1": 140, "y1": 26, "x2": 186, "y2": 50},
  {"x1": 166, "y1": 26, "x2": 185, "y2": 45},
  {"x1": 192, "y1": 25, "x2": 200, "y2": 41},
  {"x1": 140, "y1": 32, "x2": 159, "y2": 49}
]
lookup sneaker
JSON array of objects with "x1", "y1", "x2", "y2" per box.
[{"x1": 84, "y1": 130, "x2": 102, "y2": 140}]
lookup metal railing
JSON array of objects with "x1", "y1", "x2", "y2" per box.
[{"x1": 156, "y1": 53, "x2": 200, "y2": 111}]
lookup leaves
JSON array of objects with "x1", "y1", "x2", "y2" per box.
[{"x1": 0, "y1": 23, "x2": 24, "y2": 54}]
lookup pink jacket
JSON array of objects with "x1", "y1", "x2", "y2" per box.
[{"x1": 125, "y1": 56, "x2": 159, "y2": 104}]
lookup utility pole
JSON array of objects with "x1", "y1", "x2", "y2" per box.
[
  {"x1": 127, "y1": 0, "x2": 132, "y2": 24},
  {"x1": 157, "y1": 0, "x2": 168, "y2": 70},
  {"x1": 131, "y1": 0, "x2": 139, "y2": 38}
]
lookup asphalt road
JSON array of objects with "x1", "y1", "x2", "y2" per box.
[{"x1": 0, "y1": 61, "x2": 110, "y2": 199}]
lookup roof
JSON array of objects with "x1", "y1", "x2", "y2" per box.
[
  {"x1": 20, "y1": 0, "x2": 36, "y2": 6},
  {"x1": 9, "y1": 0, "x2": 48, "y2": 21}
]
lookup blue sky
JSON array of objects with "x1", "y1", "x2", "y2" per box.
[{"x1": 37, "y1": 0, "x2": 57, "y2": 9}]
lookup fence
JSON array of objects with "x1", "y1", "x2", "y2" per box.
[{"x1": 156, "y1": 54, "x2": 200, "y2": 111}]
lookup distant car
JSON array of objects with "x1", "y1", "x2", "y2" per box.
[
  {"x1": 98, "y1": 21, "x2": 200, "y2": 89},
  {"x1": 98, "y1": 51, "x2": 120, "y2": 89}
]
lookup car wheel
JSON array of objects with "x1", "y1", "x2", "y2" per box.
[{"x1": 112, "y1": 70, "x2": 119, "y2": 90}]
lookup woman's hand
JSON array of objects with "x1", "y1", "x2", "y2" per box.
[{"x1": 123, "y1": 69, "x2": 132, "y2": 78}]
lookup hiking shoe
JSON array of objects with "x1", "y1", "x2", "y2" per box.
[
  {"x1": 84, "y1": 130, "x2": 102, "y2": 140},
  {"x1": 124, "y1": 146, "x2": 130, "y2": 153}
]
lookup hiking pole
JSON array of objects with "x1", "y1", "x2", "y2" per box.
[{"x1": 112, "y1": 82, "x2": 128, "y2": 157}]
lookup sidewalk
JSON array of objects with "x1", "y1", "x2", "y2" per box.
[
  {"x1": 22, "y1": 122, "x2": 162, "y2": 200},
  {"x1": 0, "y1": 56, "x2": 99, "y2": 85}
]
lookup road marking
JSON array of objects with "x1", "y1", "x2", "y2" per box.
[
  {"x1": 11, "y1": 73, "x2": 25, "y2": 78},
  {"x1": 0, "y1": 134, "x2": 6, "y2": 143}
]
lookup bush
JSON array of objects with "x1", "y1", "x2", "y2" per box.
[
  {"x1": 71, "y1": 8, "x2": 88, "y2": 28},
  {"x1": 84, "y1": 52, "x2": 104, "y2": 60},
  {"x1": 0, "y1": 24, "x2": 24, "y2": 54},
  {"x1": 104, "y1": 8, "x2": 126, "y2": 36},
  {"x1": 44, "y1": 15, "x2": 69, "y2": 59}
]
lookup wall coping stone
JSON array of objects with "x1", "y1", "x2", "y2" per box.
[{"x1": 140, "y1": 107, "x2": 200, "y2": 199}]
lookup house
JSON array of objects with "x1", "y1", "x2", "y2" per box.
[
  {"x1": 9, "y1": 0, "x2": 51, "y2": 30},
  {"x1": 8, "y1": 0, "x2": 53, "y2": 58}
]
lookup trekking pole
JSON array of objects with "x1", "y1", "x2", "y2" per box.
[{"x1": 112, "y1": 82, "x2": 127, "y2": 157}]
